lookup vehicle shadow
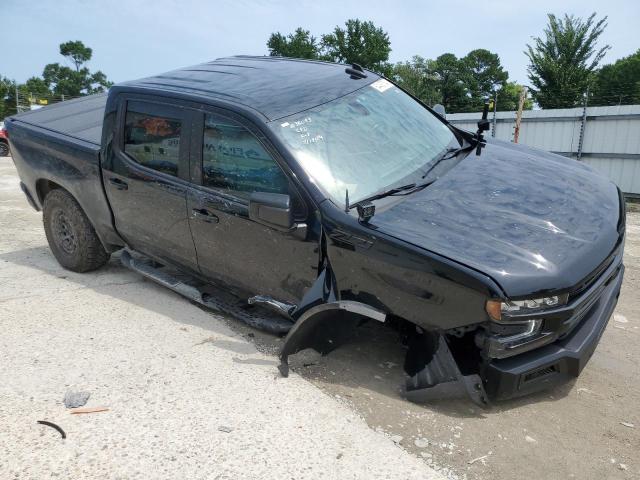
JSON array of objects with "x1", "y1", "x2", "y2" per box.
[{"x1": 1, "y1": 244, "x2": 576, "y2": 420}]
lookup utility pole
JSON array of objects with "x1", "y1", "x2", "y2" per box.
[
  {"x1": 15, "y1": 85, "x2": 19, "y2": 113},
  {"x1": 577, "y1": 86, "x2": 589, "y2": 161},
  {"x1": 491, "y1": 90, "x2": 498, "y2": 137},
  {"x1": 513, "y1": 87, "x2": 527, "y2": 143}
]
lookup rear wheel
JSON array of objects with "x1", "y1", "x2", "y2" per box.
[
  {"x1": 0, "y1": 141, "x2": 9, "y2": 157},
  {"x1": 43, "y1": 189, "x2": 109, "y2": 272}
]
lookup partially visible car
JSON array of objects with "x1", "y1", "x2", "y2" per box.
[{"x1": 0, "y1": 121, "x2": 9, "y2": 156}]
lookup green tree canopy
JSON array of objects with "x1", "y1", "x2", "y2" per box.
[
  {"x1": 496, "y1": 82, "x2": 533, "y2": 111},
  {"x1": 59, "y1": 40, "x2": 93, "y2": 71},
  {"x1": 431, "y1": 53, "x2": 471, "y2": 112},
  {"x1": 526, "y1": 13, "x2": 610, "y2": 108},
  {"x1": 320, "y1": 19, "x2": 391, "y2": 71},
  {"x1": 0, "y1": 76, "x2": 17, "y2": 119},
  {"x1": 591, "y1": 49, "x2": 640, "y2": 105},
  {"x1": 267, "y1": 28, "x2": 319, "y2": 59},
  {"x1": 43, "y1": 40, "x2": 112, "y2": 97},
  {"x1": 392, "y1": 56, "x2": 440, "y2": 106},
  {"x1": 461, "y1": 49, "x2": 508, "y2": 109}
]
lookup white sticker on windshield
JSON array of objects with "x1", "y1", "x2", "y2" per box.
[{"x1": 370, "y1": 78, "x2": 393, "y2": 93}]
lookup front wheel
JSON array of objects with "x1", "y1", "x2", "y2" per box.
[
  {"x1": 42, "y1": 189, "x2": 110, "y2": 272},
  {"x1": 0, "y1": 141, "x2": 9, "y2": 157}
]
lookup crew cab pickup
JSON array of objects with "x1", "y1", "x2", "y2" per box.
[{"x1": 6, "y1": 56, "x2": 625, "y2": 405}]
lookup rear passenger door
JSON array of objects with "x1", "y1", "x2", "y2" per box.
[{"x1": 102, "y1": 98, "x2": 198, "y2": 270}]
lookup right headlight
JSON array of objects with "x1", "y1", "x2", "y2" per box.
[{"x1": 485, "y1": 294, "x2": 569, "y2": 321}]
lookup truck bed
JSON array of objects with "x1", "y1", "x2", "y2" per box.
[
  {"x1": 11, "y1": 93, "x2": 107, "y2": 145},
  {"x1": 6, "y1": 93, "x2": 122, "y2": 252}
]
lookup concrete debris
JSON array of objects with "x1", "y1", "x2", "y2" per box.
[
  {"x1": 525, "y1": 435, "x2": 538, "y2": 443},
  {"x1": 390, "y1": 434, "x2": 403, "y2": 444},
  {"x1": 613, "y1": 314, "x2": 628, "y2": 323},
  {"x1": 63, "y1": 390, "x2": 90, "y2": 408},
  {"x1": 620, "y1": 422, "x2": 635, "y2": 428},
  {"x1": 414, "y1": 437, "x2": 429, "y2": 448},
  {"x1": 468, "y1": 455, "x2": 488, "y2": 465},
  {"x1": 618, "y1": 464, "x2": 628, "y2": 471},
  {"x1": 218, "y1": 426, "x2": 233, "y2": 433}
]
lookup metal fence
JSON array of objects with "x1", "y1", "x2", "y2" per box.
[{"x1": 446, "y1": 105, "x2": 640, "y2": 196}]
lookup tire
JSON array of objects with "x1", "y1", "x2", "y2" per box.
[
  {"x1": 42, "y1": 189, "x2": 110, "y2": 272},
  {"x1": 0, "y1": 141, "x2": 9, "y2": 157}
]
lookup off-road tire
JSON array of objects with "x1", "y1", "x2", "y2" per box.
[
  {"x1": 43, "y1": 189, "x2": 109, "y2": 272},
  {"x1": 0, "y1": 141, "x2": 9, "y2": 157}
]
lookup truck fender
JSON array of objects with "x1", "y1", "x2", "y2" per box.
[{"x1": 278, "y1": 299, "x2": 386, "y2": 376}]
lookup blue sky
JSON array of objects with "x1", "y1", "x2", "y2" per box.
[{"x1": 3, "y1": 0, "x2": 639, "y2": 85}]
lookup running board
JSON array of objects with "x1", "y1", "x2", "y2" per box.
[{"x1": 120, "y1": 250, "x2": 294, "y2": 334}]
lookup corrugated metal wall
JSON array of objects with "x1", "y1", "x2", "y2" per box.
[{"x1": 447, "y1": 105, "x2": 640, "y2": 195}]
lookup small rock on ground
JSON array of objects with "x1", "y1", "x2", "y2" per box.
[{"x1": 63, "y1": 391, "x2": 90, "y2": 408}]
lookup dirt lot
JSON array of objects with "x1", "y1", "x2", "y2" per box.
[{"x1": 1, "y1": 155, "x2": 638, "y2": 479}]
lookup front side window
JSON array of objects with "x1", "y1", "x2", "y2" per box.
[
  {"x1": 269, "y1": 79, "x2": 458, "y2": 206},
  {"x1": 202, "y1": 113, "x2": 289, "y2": 198},
  {"x1": 124, "y1": 108, "x2": 182, "y2": 177}
]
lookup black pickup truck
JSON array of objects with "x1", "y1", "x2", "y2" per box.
[{"x1": 6, "y1": 56, "x2": 625, "y2": 405}]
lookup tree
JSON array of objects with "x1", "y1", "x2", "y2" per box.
[
  {"x1": 431, "y1": 53, "x2": 470, "y2": 112},
  {"x1": 0, "y1": 76, "x2": 17, "y2": 119},
  {"x1": 267, "y1": 28, "x2": 319, "y2": 59},
  {"x1": 591, "y1": 49, "x2": 640, "y2": 105},
  {"x1": 392, "y1": 56, "x2": 440, "y2": 106},
  {"x1": 320, "y1": 19, "x2": 391, "y2": 71},
  {"x1": 526, "y1": 13, "x2": 610, "y2": 108},
  {"x1": 496, "y1": 82, "x2": 533, "y2": 111},
  {"x1": 461, "y1": 49, "x2": 508, "y2": 110},
  {"x1": 60, "y1": 40, "x2": 93, "y2": 71},
  {"x1": 43, "y1": 41, "x2": 112, "y2": 97}
]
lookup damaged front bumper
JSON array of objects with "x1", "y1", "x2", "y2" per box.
[{"x1": 483, "y1": 263, "x2": 624, "y2": 400}]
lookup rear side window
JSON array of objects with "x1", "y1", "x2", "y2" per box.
[
  {"x1": 124, "y1": 108, "x2": 182, "y2": 177},
  {"x1": 202, "y1": 113, "x2": 289, "y2": 198}
]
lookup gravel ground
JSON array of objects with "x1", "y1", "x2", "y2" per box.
[
  {"x1": 0, "y1": 156, "x2": 443, "y2": 479},
  {"x1": 2, "y1": 154, "x2": 639, "y2": 479}
]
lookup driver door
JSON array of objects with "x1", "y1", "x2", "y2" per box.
[{"x1": 186, "y1": 110, "x2": 319, "y2": 303}]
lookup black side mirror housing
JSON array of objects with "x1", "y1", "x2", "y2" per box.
[{"x1": 249, "y1": 192, "x2": 294, "y2": 230}]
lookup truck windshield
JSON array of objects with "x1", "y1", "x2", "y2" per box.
[{"x1": 269, "y1": 79, "x2": 457, "y2": 206}]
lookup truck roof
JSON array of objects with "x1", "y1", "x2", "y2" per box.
[{"x1": 123, "y1": 56, "x2": 379, "y2": 121}]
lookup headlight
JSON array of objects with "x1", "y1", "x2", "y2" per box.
[{"x1": 485, "y1": 294, "x2": 568, "y2": 321}]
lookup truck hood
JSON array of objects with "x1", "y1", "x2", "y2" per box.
[{"x1": 369, "y1": 140, "x2": 622, "y2": 297}]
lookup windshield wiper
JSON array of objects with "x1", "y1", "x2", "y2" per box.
[
  {"x1": 349, "y1": 180, "x2": 437, "y2": 210},
  {"x1": 421, "y1": 144, "x2": 473, "y2": 180}
]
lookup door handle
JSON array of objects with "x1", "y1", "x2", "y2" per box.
[
  {"x1": 108, "y1": 177, "x2": 128, "y2": 190},
  {"x1": 192, "y1": 208, "x2": 219, "y2": 223}
]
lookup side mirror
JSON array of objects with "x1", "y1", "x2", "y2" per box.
[
  {"x1": 433, "y1": 104, "x2": 446, "y2": 119},
  {"x1": 249, "y1": 192, "x2": 294, "y2": 230}
]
